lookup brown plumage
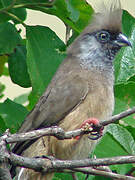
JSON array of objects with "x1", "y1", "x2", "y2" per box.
[{"x1": 12, "y1": 1, "x2": 131, "y2": 179}]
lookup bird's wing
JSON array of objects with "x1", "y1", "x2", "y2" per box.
[
  {"x1": 12, "y1": 71, "x2": 89, "y2": 154},
  {"x1": 20, "y1": 74, "x2": 89, "y2": 132}
]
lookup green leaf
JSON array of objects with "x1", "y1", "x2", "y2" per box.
[
  {"x1": 8, "y1": 45, "x2": 31, "y2": 88},
  {"x1": 122, "y1": 10, "x2": 135, "y2": 36},
  {"x1": 64, "y1": 0, "x2": 93, "y2": 32},
  {"x1": 0, "y1": 55, "x2": 8, "y2": 76},
  {"x1": 114, "y1": 82, "x2": 135, "y2": 126},
  {"x1": 0, "y1": 82, "x2": 5, "y2": 99},
  {"x1": 53, "y1": 173, "x2": 72, "y2": 180},
  {"x1": 17, "y1": 0, "x2": 93, "y2": 33},
  {"x1": 114, "y1": 10, "x2": 135, "y2": 84},
  {"x1": 0, "y1": 0, "x2": 27, "y2": 23},
  {"x1": 16, "y1": 0, "x2": 50, "y2": 4},
  {"x1": 0, "y1": 0, "x2": 13, "y2": 23},
  {"x1": 27, "y1": 91, "x2": 36, "y2": 110},
  {"x1": 94, "y1": 132, "x2": 128, "y2": 158},
  {"x1": 0, "y1": 115, "x2": 7, "y2": 133},
  {"x1": 26, "y1": 25, "x2": 66, "y2": 107},
  {"x1": 14, "y1": 93, "x2": 29, "y2": 105},
  {"x1": 0, "y1": 99, "x2": 29, "y2": 133},
  {"x1": 107, "y1": 124, "x2": 135, "y2": 155},
  {"x1": 111, "y1": 164, "x2": 133, "y2": 175},
  {"x1": 53, "y1": 172, "x2": 93, "y2": 180},
  {"x1": 77, "y1": 172, "x2": 95, "y2": 180},
  {"x1": 0, "y1": 22, "x2": 22, "y2": 55},
  {"x1": 53, "y1": 171, "x2": 94, "y2": 180},
  {"x1": 66, "y1": 0, "x2": 80, "y2": 22},
  {"x1": 3, "y1": 65, "x2": 9, "y2": 76},
  {"x1": 11, "y1": 8, "x2": 27, "y2": 24},
  {"x1": 92, "y1": 176, "x2": 111, "y2": 180},
  {"x1": 126, "y1": 126, "x2": 135, "y2": 140}
]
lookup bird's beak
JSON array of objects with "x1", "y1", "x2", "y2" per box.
[{"x1": 114, "y1": 33, "x2": 132, "y2": 47}]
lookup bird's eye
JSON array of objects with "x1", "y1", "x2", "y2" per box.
[
  {"x1": 100, "y1": 33, "x2": 107, "y2": 40},
  {"x1": 97, "y1": 31, "x2": 110, "y2": 42}
]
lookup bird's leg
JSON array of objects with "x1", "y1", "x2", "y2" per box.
[
  {"x1": 34, "y1": 155, "x2": 56, "y2": 161},
  {"x1": 75, "y1": 118, "x2": 104, "y2": 140},
  {"x1": 71, "y1": 173, "x2": 78, "y2": 180},
  {"x1": 85, "y1": 174, "x2": 89, "y2": 180}
]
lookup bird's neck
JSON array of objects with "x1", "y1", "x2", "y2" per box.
[
  {"x1": 78, "y1": 49, "x2": 114, "y2": 70},
  {"x1": 77, "y1": 46, "x2": 115, "y2": 83},
  {"x1": 67, "y1": 36, "x2": 119, "y2": 83}
]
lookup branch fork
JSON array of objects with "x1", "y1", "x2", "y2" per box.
[{"x1": 0, "y1": 107, "x2": 135, "y2": 179}]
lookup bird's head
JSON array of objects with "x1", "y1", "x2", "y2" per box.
[
  {"x1": 90, "y1": 28, "x2": 131, "y2": 61},
  {"x1": 68, "y1": 1, "x2": 131, "y2": 69}
]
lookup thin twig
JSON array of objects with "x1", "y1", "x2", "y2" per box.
[
  {"x1": 72, "y1": 167, "x2": 135, "y2": 180},
  {"x1": 50, "y1": 168, "x2": 135, "y2": 180},
  {"x1": 102, "y1": 107, "x2": 135, "y2": 126}
]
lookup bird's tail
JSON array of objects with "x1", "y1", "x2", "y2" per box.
[
  {"x1": 12, "y1": 136, "x2": 54, "y2": 180},
  {"x1": 17, "y1": 168, "x2": 54, "y2": 180}
]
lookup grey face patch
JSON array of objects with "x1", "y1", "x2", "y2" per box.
[
  {"x1": 76, "y1": 32, "x2": 120, "y2": 71},
  {"x1": 104, "y1": 46, "x2": 120, "y2": 60}
]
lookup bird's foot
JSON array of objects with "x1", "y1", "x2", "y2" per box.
[
  {"x1": 34, "y1": 155, "x2": 55, "y2": 160},
  {"x1": 75, "y1": 118, "x2": 104, "y2": 140},
  {"x1": 71, "y1": 173, "x2": 78, "y2": 180}
]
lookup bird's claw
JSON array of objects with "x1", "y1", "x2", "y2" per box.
[
  {"x1": 74, "y1": 118, "x2": 104, "y2": 140},
  {"x1": 88, "y1": 132, "x2": 102, "y2": 140},
  {"x1": 81, "y1": 118, "x2": 104, "y2": 140},
  {"x1": 81, "y1": 122, "x2": 93, "y2": 132},
  {"x1": 34, "y1": 155, "x2": 55, "y2": 160}
]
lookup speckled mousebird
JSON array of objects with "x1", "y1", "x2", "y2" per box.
[{"x1": 12, "y1": 1, "x2": 131, "y2": 179}]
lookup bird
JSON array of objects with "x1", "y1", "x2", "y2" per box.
[{"x1": 11, "y1": 1, "x2": 131, "y2": 180}]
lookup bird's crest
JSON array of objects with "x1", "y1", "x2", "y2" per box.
[{"x1": 83, "y1": 0, "x2": 122, "y2": 34}]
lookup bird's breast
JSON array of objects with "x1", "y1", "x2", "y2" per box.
[{"x1": 60, "y1": 76, "x2": 114, "y2": 131}]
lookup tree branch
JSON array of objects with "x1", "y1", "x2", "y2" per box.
[
  {"x1": 3, "y1": 107, "x2": 135, "y2": 144},
  {"x1": 6, "y1": 126, "x2": 83, "y2": 143},
  {"x1": 7, "y1": 153, "x2": 135, "y2": 179},
  {"x1": 102, "y1": 106, "x2": 135, "y2": 126},
  {"x1": 0, "y1": 132, "x2": 12, "y2": 180},
  {"x1": 72, "y1": 167, "x2": 135, "y2": 180},
  {"x1": 8, "y1": 153, "x2": 135, "y2": 170}
]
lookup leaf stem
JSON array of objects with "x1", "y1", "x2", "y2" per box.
[
  {"x1": 0, "y1": 0, "x2": 16, "y2": 13},
  {"x1": 13, "y1": 2, "x2": 54, "y2": 9},
  {"x1": 2, "y1": 11, "x2": 27, "y2": 27}
]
